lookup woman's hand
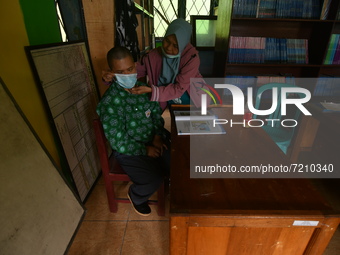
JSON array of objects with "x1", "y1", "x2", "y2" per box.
[
  {"x1": 152, "y1": 135, "x2": 168, "y2": 155},
  {"x1": 130, "y1": 86, "x2": 152, "y2": 94},
  {"x1": 146, "y1": 145, "x2": 161, "y2": 158},
  {"x1": 102, "y1": 70, "x2": 115, "y2": 84}
]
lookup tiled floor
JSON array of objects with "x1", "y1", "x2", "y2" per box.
[
  {"x1": 67, "y1": 178, "x2": 170, "y2": 255},
  {"x1": 313, "y1": 179, "x2": 340, "y2": 255}
]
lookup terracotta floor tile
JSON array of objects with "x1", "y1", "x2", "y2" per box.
[
  {"x1": 324, "y1": 227, "x2": 340, "y2": 255},
  {"x1": 67, "y1": 221, "x2": 126, "y2": 255},
  {"x1": 84, "y1": 182, "x2": 130, "y2": 221},
  {"x1": 121, "y1": 221, "x2": 169, "y2": 255},
  {"x1": 84, "y1": 176, "x2": 169, "y2": 221},
  {"x1": 95, "y1": 175, "x2": 105, "y2": 185}
]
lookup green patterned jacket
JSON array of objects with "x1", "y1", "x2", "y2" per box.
[{"x1": 96, "y1": 81, "x2": 165, "y2": 156}]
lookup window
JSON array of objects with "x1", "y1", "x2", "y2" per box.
[
  {"x1": 154, "y1": 0, "x2": 212, "y2": 38},
  {"x1": 55, "y1": 1, "x2": 68, "y2": 42}
]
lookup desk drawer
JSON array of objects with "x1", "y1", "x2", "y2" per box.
[{"x1": 170, "y1": 215, "x2": 339, "y2": 255}]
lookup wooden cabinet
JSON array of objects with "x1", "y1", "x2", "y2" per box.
[
  {"x1": 171, "y1": 214, "x2": 339, "y2": 255},
  {"x1": 214, "y1": 0, "x2": 340, "y2": 95},
  {"x1": 169, "y1": 106, "x2": 340, "y2": 255}
]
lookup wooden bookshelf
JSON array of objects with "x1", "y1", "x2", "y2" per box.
[{"x1": 214, "y1": 0, "x2": 340, "y2": 96}]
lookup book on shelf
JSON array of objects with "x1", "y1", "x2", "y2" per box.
[
  {"x1": 320, "y1": 0, "x2": 331, "y2": 20},
  {"x1": 233, "y1": 0, "x2": 321, "y2": 19},
  {"x1": 275, "y1": 0, "x2": 305, "y2": 19},
  {"x1": 223, "y1": 75, "x2": 295, "y2": 98},
  {"x1": 174, "y1": 110, "x2": 226, "y2": 135},
  {"x1": 286, "y1": 39, "x2": 309, "y2": 64},
  {"x1": 233, "y1": 0, "x2": 258, "y2": 17},
  {"x1": 256, "y1": 76, "x2": 295, "y2": 98},
  {"x1": 313, "y1": 76, "x2": 340, "y2": 97},
  {"x1": 228, "y1": 36, "x2": 265, "y2": 63},
  {"x1": 228, "y1": 36, "x2": 308, "y2": 64},
  {"x1": 337, "y1": 7, "x2": 340, "y2": 20},
  {"x1": 256, "y1": 0, "x2": 277, "y2": 18},
  {"x1": 224, "y1": 76, "x2": 257, "y2": 96},
  {"x1": 324, "y1": 34, "x2": 340, "y2": 65},
  {"x1": 256, "y1": 76, "x2": 294, "y2": 86},
  {"x1": 334, "y1": 42, "x2": 340, "y2": 64},
  {"x1": 306, "y1": 0, "x2": 321, "y2": 19}
]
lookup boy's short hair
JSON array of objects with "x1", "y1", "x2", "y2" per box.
[{"x1": 107, "y1": 46, "x2": 133, "y2": 69}]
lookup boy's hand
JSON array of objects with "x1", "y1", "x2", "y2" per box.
[
  {"x1": 146, "y1": 146, "x2": 161, "y2": 158},
  {"x1": 102, "y1": 70, "x2": 115, "y2": 84},
  {"x1": 131, "y1": 86, "x2": 152, "y2": 94}
]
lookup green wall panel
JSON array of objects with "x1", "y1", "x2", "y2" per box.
[{"x1": 19, "y1": 0, "x2": 62, "y2": 45}]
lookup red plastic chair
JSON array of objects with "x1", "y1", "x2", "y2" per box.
[{"x1": 93, "y1": 118, "x2": 165, "y2": 216}]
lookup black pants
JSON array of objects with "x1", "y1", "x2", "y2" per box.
[{"x1": 114, "y1": 145, "x2": 170, "y2": 205}]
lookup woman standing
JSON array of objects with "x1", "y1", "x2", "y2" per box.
[{"x1": 131, "y1": 18, "x2": 208, "y2": 110}]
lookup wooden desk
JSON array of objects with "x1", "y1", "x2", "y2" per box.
[
  {"x1": 290, "y1": 102, "x2": 340, "y2": 163},
  {"x1": 169, "y1": 106, "x2": 340, "y2": 255}
]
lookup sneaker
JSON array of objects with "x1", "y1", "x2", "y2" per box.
[{"x1": 127, "y1": 189, "x2": 151, "y2": 216}]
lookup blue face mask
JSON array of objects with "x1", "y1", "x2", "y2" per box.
[
  {"x1": 161, "y1": 47, "x2": 180, "y2": 59},
  {"x1": 114, "y1": 73, "x2": 137, "y2": 89}
]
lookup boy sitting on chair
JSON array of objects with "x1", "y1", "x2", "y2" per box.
[{"x1": 96, "y1": 46, "x2": 170, "y2": 216}]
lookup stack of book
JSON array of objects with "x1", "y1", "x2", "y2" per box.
[
  {"x1": 256, "y1": 0, "x2": 277, "y2": 18},
  {"x1": 233, "y1": 0, "x2": 321, "y2": 19},
  {"x1": 228, "y1": 36, "x2": 309, "y2": 64},
  {"x1": 224, "y1": 75, "x2": 296, "y2": 98},
  {"x1": 286, "y1": 39, "x2": 309, "y2": 64},
  {"x1": 224, "y1": 75, "x2": 257, "y2": 96},
  {"x1": 313, "y1": 76, "x2": 340, "y2": 97},
  {"x1": 256, "y1": 76, "x2": 294, "y2": 86},
  {"x1": 228, "y1": 37, "x2": 265, "y2": 63},
  {"x1": 233, "y1": 0, "x2": 258, "y2": 17},
  {"x1": 256, "y1": 76, "x2": 296, "y2": 98},
  {"x1": 324, "y1": 34, "x2": 340, "y2": 64}
]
